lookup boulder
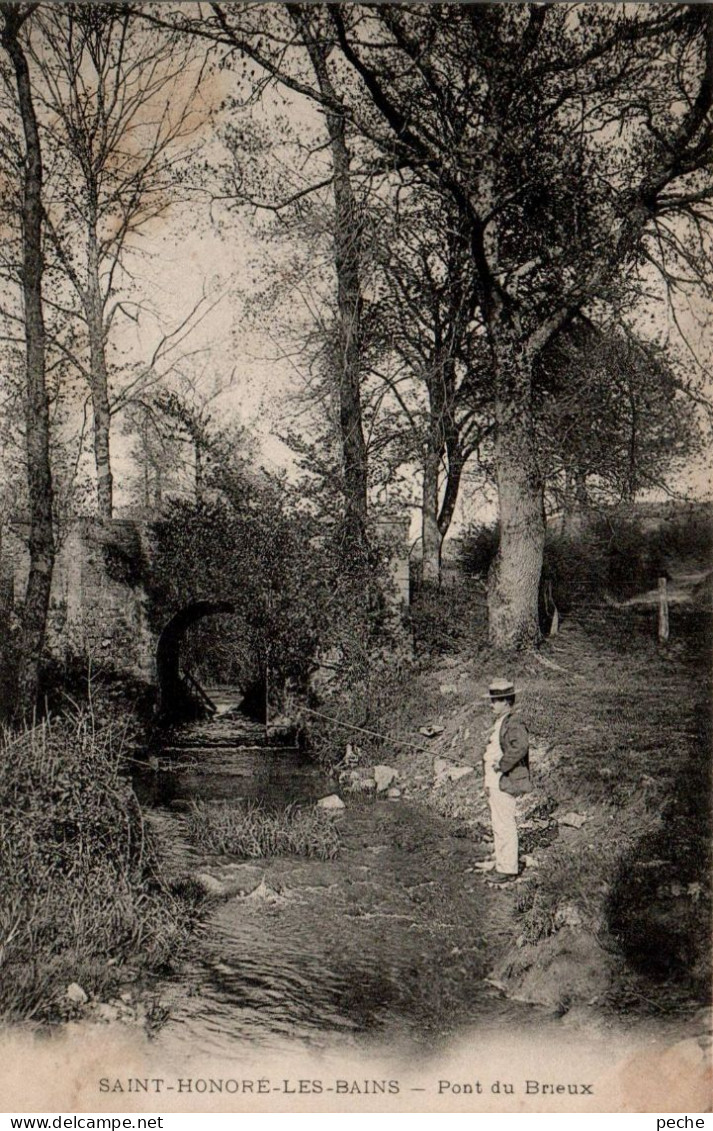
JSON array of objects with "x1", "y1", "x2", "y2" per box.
[
  {"x1": 557, "y1": 811, "x2": 588, "y2": 829},
  {"x1": 66, "y1": 983, "x2": 88, "y2": 1006},
  {"x1": 386, "y1": 787, "x2": 402, "y2": 801},
  {"x1": 317, "y1": 794, "x2": 345, "y2": 810},
  {"x1": 434, "y1": 758, "x2": 474, "y2": 787},
  {"x1": 373, "y1": 765, "x2": 398, "y2": 792},
  {"x1": 419, "y1": 724, "x2": 445, "y2": 738}
]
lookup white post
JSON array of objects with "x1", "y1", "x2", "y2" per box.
[{"x1": 658, "y1": 576, "x2": 669, "y2": 643}]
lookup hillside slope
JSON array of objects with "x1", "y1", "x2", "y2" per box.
[{"x1": 323, "y1": 604, "x2": 711, "y2": 1021}]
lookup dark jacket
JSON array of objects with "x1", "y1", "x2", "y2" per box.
[{"x1": 497, "y1": 711, "x2": 531, "y2": 794}]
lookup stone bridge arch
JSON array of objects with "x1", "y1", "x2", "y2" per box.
[
  {"x1": 1, "y1": 513, "x2": 413, "y2": 717},
  {"x1": 155, "y1": 599, "x2": 235, "y2": 721},
  {"x1": 0, "y1": 518, "x2": 243, "y2": 719}
]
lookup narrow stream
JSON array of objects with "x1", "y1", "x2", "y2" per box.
[{"x1": 136, "y1": 698, "x2": 574, "y2": 1056}]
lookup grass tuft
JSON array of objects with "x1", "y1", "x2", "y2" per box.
[{"x1": 186, "y1": 800, "x2": 341, "y2": 860}]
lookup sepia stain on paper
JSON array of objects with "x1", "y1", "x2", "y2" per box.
[
  {"x1": 614, "y1": 1038, "x2": 713, "y2": 1114},
  {"x1": 1, "y1": 1022, "x2": 710, "y2": 1113}
]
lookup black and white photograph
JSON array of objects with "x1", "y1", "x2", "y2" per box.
[{"x1": 0, "y1": 0, "x2": 711, "y2": 1115}]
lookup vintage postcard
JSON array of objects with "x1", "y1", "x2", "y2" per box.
[{"x1": 0, "y1": 0, "x2": 710, "y2": 1115}]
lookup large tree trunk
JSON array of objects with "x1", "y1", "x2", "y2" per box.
[
  {"x1": 328, "y1": 112, "x2": 368, "y2": 555},
  {"x1": 421, "y1": 446, "x2": 442, "y2": 586},
  {"x1": 487, "y1": 342, "x2": 545, "y2": 649},
  {"x1": 85, "y1": 223, "x2": 113, "y2": 518},
  {"x1": 421, "y1": 444, "x2": 467, "y2": 589},
  {"x1": 2, "y1": 11, "x2": 55, "y2": 716},
  {"x1": 296, "y1": 18, "x2": 369, "y2": 557}
]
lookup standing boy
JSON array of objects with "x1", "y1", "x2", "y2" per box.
[{"x1": 482, "y1": 677, "x2": 531, "y2": 885}]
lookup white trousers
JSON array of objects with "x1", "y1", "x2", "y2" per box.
[{"x1": 486, "y1": 779, "x2": 519, "y2": 875}]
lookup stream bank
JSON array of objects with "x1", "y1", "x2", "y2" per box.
[{"x1": 298, "y1": 611, "x2": 712, "y2": 1034}]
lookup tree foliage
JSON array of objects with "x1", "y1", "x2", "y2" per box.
[
  {"x1": 23, "y1": 3, "x2": 209, "y2": 517},
  {"x1": 534, "y1": 322, "x2": 703, "y2": 509},
  {"x1": 322, "y1": 3, "x2": 713, "y2": 645},
  {"x1": 1, "y1": 1, "x2": 712, "y2": 703},
  {"x1": 145, "y1": 471, "x2": 394, "y2": 707}
]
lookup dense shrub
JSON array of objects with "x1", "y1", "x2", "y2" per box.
[
  {"x1": 458, "y1": 522, "x2": 500, "y2": 578},
  {"x1": 460, "y1": 505, "x2": 713, "y2": 610},
  {"x1": 607, "y1": 698, "x2": 712, "y2": 996},
  {"x1": 407, "y1": 576, "x2": 488, "y2": 655},
  {"x1": 39, "y1": 652, "x2": 157, "y2": 727},
  {"x1": 146, "y1": 494, "x2": 394, "y2": 710},
  {"x1": 0, "y1": 712, "x2": 198, "y2": 1022},
  {"x1": 541, "y1": 526, "x2": 609, "y2": 611},
  {"x1": 643, "y1": 508, "x2": 713, "y2": 575},
  {"x1": 303, "y1": 638, "x2": 431, "y2": 770}
]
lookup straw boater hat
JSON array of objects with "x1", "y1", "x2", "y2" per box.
[{"x1": 483, "y1": 677, "x2": 516, "y2": 700}]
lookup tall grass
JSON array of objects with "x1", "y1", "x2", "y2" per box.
[
  {"x1": 186, "y1": 800, "x2": 341, "y2": 860},
  {"x1": 0, "y1": 711, "x2": 198, "y2": 1023}
]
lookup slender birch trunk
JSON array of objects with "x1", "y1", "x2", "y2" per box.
[
  {"x1": 85, "y1": 221, "x2": 114, "y2": 518},
  {"x1": 2, "y1": 7, "x2": 55, "y2": 715}
]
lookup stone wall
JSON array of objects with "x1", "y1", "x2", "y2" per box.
[
  {"x1": 374, "y1": 516, "x2": 411, "y2": 605},
  {"x1": 2, "y1": 518, "x2": 155, "y2": 681},
  {"x1": 1, "y1": 510, "x2": 416, "y2": 686}
]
